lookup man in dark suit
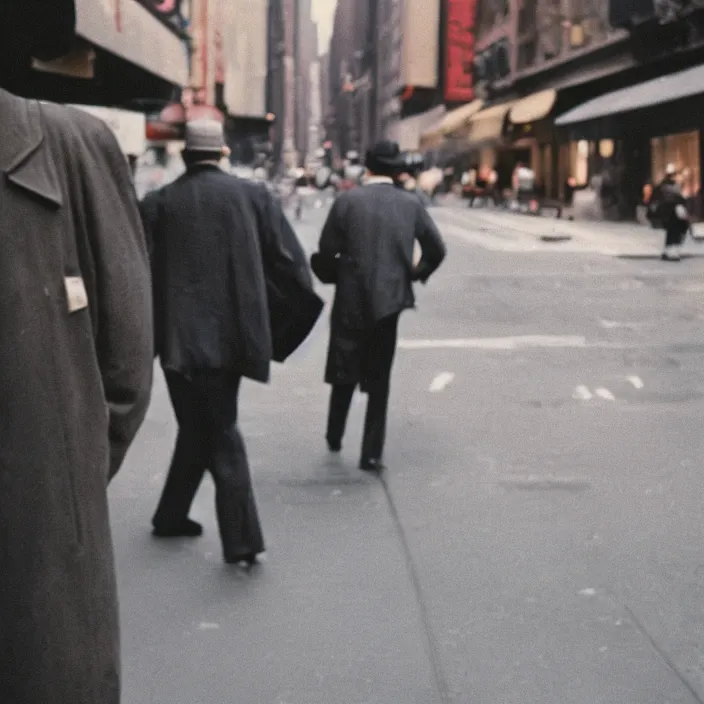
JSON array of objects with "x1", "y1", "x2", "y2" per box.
[
  {"x1": 311, "y1": 141, "x2": 446, "y2": 472},
  {"x1": 140, "y1": 120, "x2": 322, "y2": 566}
]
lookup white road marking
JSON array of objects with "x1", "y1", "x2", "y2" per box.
[
  {"x1": 573, "y1": 386, "x2": 593, "y2": 400},
  {"x1": 198, "y1": 622, "x2": 220, "y2": 630},
  {"x1": 595, "y1": 388, "x2": 615, "y2": 401},
  {"x1": 579, "y1": 588, "x2": 597, "y2": 597},
  {"x1": 627, "y1": 375, "x2": 644, "y2": 389},
  {"x1": 429, "y1": 372, "x2": 455, "y2": 392},
  {"x1": 399, "y1": 335, "x2": 587, "y2": 350},
  {"x1": 599, "y1": 319, "x2": 644, "y2": 330}
]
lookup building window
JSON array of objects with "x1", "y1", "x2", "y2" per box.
[
  {"x1": 517, "y1": 39, "x2": 537, "y2": 69},
  {"x1": 476, "y1": 0, "x2": 510, "y2": 40},
  {"x1": 537, "y1": 0, "x2": 563, "y2": 60},
  {"x1": 570, "y1": 139, "x2": 590, "y2": 186},
  {"x1": 651, "y1": 130, "x2": 700, "y2": 198}
]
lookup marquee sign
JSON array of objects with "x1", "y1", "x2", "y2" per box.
[{"x1": 445, "y1": 0, "x2": 477, "y2": 103}]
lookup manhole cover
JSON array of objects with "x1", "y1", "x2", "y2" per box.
[{"x1": 540, "y1": 235, "x2": 572, "y2": 242}]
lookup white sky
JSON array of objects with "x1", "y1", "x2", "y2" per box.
[{"x1": 311, "y1": 0, "x2": 337, "y2": 55}]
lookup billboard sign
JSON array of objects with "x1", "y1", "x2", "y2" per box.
[
  {"x1": 69, "y1": 105, "x2": 147, "y2": 156},
  {"x1": 445, "y1": 0, "x2": 477, "y2": 103},
  {"x1": 75, "y1": 0, "x2": 188, "y2": 86}
]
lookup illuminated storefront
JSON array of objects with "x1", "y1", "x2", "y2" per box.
[{"x1": 651, "y1": 130, "x2": 700, "y2": 197}]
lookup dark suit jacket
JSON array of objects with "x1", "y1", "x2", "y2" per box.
[
  {"x1": 312, "y1": 180, "x2": 446, "y2": 385},
  {"x1": 140, "y1": 165, "x2": 322, "y2": 382}
]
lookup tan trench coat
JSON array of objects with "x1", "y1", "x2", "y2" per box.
[{"x1": 0, "y1": 89, "x2": 153, "y2": 703}]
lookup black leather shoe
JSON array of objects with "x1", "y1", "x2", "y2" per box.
[
  {"x1": 326, "y1": 437, "x2": 342, "y2": 453},
  {"x1": 225, "y1": 552, "x2": 260, "y2": 568},
  {"x1": 359, "y1": 458, "x2": 386, "y2": 472},
  {"x1": 152, "y1": 518, "x2": 203, "y2": 538}
]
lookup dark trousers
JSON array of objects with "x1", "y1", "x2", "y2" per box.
[
  {"x1": 326, "y1": 314, "x2": 399, "y2": 461},
  {"x1": 665, "y1": 224, "x2": 687, "y2": 248},
  {"x1": 153, "y1": 370, "x2": 264, "y2": 560}
]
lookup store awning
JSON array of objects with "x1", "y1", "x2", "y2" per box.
[
  {"x1": 509, "y1": 90, "x2": 557, "y2": 124},
  {"x1": 556, "y1": 63, "x2": 704, "y2": 126},
  {"x1": 441, "y1": 100, "x2": 485, "y2": 138},
  {"x1": 465, "y1": 101, "x2": 516, "y2": 146},
  {"x1": 394, "y1": 105, "x2": 447, "y2": 151},
  {"x1": 419, "y1": 129, "x2": 444, "y2": 151},
  {"x1": 419, "y1": 100, "x2": 484, "y2": 148}
]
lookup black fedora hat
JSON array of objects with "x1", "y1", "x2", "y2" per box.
[{"x1": 365, "y1": 140, "x2": 406, "y2": 175}]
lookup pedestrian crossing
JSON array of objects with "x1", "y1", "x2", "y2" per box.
[{"x1": 431, "y1": 207, "x2": 704, "y2": 257}]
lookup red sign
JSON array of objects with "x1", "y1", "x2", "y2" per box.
[{"x1": 445, "y1": 0, "x2": 476, "y2": 103}]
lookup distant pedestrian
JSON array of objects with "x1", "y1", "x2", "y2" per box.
[
  {"x1": 310, "y1": 140, "x2": 446, "y2": 471},
  {"x1": 140, "y1": 120, "x2": 322, "y2": 565},
  {"x1": 0, "y1": 10, "x2": 154, "y2": 701},
  {"x1": 650, "y1": 163, "x2": 690, "y2": 261}
]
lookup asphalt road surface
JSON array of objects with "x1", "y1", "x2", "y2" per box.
[{"x1": 111, "y1": 202, "x2": 704, "y2": 704}]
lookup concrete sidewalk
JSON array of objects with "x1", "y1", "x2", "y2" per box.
[
  {"x1": 432, "y1": 203, "x2": 704, "y2": 257},
  {"x1": 112, "y1": 366, "x2": 439, "y2": 704}
]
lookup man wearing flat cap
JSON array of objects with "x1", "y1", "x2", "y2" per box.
[
  {"x1": 0, "y1": 3, "x2": 153, "y2": 703},
  {"x1": 140, "y1": 119, "x2": 322, "y2": 565},
  {"x1": 311, "y1": 140, "x2": 446, "y2": 472}
]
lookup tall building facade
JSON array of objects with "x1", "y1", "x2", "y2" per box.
[
  {"x1": 308, "y1": 56, "x2": 323, "y2": 162},
  {"x1": 374, "y1": 0, "x2": 403, "y2": 142},
  {"x1": 326, "y1": 0, "x2": 375, "y2": 159},
  {"x1": 282, "y1": 0, "x2": 298, "y2": 166},
  {"x1": 325, "y1": 0, "x2": 446, "y2": 155},
  {"x1": 443, "y1": 0, "x2": 704, "y2": 220},
  {"x1": 267, "y1": 0, "x2": 286, "y2": 168},
  {"x1": 375, "y1": 0, "x2": 443, "y2": 150},
  {"x1": 319, "y1": 50, "x2": 331, "y2": 141},
  {"x1": 294, "y1": 0, "x2": 317, "y2": 164}
]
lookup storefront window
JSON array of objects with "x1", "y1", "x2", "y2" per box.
[
  {"x1": 651, "y1": 131, "x2": 700, "y2": 198},
  {"x1": 540, "y1": 143, "x2": 553, "y2": 196},
  {"x1": 569, "y1": 140, "x2": 590, "y2": 186},
  {"x1": 599, "y1": 139, "x2": 614, "y2": 158}
]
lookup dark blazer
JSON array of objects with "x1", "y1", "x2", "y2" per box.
[
  {"x1": 140, "y1": 165, "x2": 322, "y2": 382},
  {"x1": 0, "y1": 89, "x2": 153, "y2": 704},
  {"x1": 311, "y1": 180, "x2": 446, "y2": 385}
]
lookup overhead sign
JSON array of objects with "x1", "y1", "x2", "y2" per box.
[
  {"x1": 221, "y1": 0, "x2": 268, "y2": 118},
  {"x1": 401, "y1": 0, "x2": 441, "y2": 89},
  {"x1": 445, "y1": 0, "x2": 477, "y2": 103},
  {"x1": 75, "y1": 0, "x2": 188, "y2": 86},
  {"x1": 69, "y1": 105, "x2": 147, "y2": 156}
]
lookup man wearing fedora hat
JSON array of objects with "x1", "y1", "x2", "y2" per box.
[
  {"x1": 311, "y1": 140, "x2": 446, "y2": 471},
  {"x1": 140, "y1": 119, "x2": 322, "y2": 565},
  {"x1": 0, "y1": 4, "x2": 153, "y2": 703}
]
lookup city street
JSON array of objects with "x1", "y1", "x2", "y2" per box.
[{"x1": 112, "y1": 203, "x2": 704, "y2": 704}]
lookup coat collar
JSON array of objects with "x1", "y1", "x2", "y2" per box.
[
  {"x1": 364, "y1": 176, "x2": 394, "y2": 186},
  {"x1": 0, "y1": 89, "x2": 63, "y2": 207}
]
